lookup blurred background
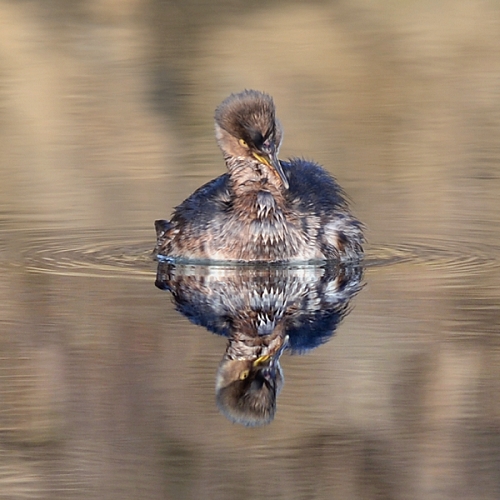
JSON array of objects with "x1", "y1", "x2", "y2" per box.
[{"x1": 1, "y1": 0, "x2": 500, "y2": 499}]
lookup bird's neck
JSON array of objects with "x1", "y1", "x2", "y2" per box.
[
  {"x1": 225, "y1": 155, "x2": 284, "y2": 199},
  {"x1": 225, "y1": 319, "x2": 285, "y2": 361}
]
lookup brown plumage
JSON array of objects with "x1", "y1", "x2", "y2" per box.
[
  {"x1": 155, "y1": 262, "x2": 364, "y2": 426},
  {"x1": 215, "y1": 322, "x2": 287, "y2": 427},
  {"x1": 154, "y1": 90, "x2": 364, "y2": 263}
]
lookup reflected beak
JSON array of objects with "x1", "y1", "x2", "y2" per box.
[
  {"x1": 252, "y1": 143, "x2": 289, "y2": 189},
  {"x1": 252, "y1": 335, "x2": 289, "y2": 380}
]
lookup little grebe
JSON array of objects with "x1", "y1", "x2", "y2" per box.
[{"x1": 155, "y1": 90, "x2": 364, "y2": 262}]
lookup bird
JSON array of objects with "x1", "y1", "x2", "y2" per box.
[{"x1": 154, "y1": 89, "x2": 364, "y2": 263}]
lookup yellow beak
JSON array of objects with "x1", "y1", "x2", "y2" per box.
[{"x1": 252, "y1": 151, "x2": 289, "y2": 189}]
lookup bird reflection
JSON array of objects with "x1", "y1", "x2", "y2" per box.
[
  {"x1": 215, "y1": 320, "x2": 288, "y2": 426},
  {"x1": 156, "y1": 262, "x2": 363, "y2": 426}
]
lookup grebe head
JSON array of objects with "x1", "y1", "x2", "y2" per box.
[
  {"x1": 215, "y1": 335, "x2": 287, "y2": 426},
  {"x1": 214, "y1": 90, "x2": 288, "y2": 189}
]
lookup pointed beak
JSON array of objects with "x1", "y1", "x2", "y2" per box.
[
  {"x1": 252, "y1": 142, "x2": 289, "y2": 189},
  {"x1": 252, "y1": 335, "x2": 289, "y2": 380}
]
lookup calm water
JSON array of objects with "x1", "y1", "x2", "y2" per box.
[{"x1": 1, "y1": 1, "x2": 500, "y2": 499}]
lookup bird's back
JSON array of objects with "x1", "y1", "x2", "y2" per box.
[{"x1": 283, "y1": 158, "x2": 349, "y2": 214}]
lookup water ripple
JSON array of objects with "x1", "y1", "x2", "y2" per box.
[
  {"x1": 13, "y1": 228, "x2": 155, "y2": 280},
  {"x1": 367, "y1": 239, "x2": 498, "y2": 275},
  {"x1": 3, "y1": 228, "x2": 498, "y2": 279}
]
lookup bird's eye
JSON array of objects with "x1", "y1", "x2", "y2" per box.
[
  {"x1": 239, "y1": 138, "x2": 248, "y2": 148},
  {"x1": 239, "y1": 370, "x2": 250, "y2": 380}
]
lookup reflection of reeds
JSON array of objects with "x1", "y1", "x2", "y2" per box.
[
  {"x1": 0, "y1": 345, "x2": 61, "y2": 444},
  {"x1": 2, "y1": 1, "x2": 500, "y2": 238}
]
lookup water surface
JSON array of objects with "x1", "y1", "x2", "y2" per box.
[{"x1": 1, "y1": 1, "x2": 500, "y2": 499}]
